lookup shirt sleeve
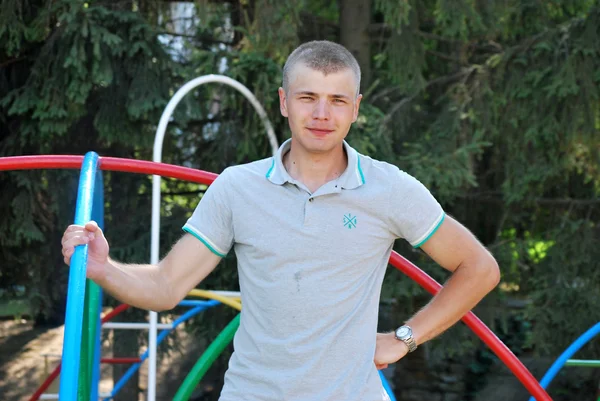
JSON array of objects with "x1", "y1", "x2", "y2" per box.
[
  {"x1": 182, "y1": 168, "x2": 234, "y2": 257},
  {"x1": 388, "y1": 168, "x2": 445, "y2": 248}
]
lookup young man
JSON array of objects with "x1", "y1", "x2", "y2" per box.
[{"x1": 62, "y1": 41, "x2": 500, "y2": 401}]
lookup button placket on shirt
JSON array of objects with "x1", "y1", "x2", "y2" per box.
[
  {"x1": 303, "y1": 180, "x2": 341, "y2": 226},
  {"x1": 304, "y1": 194, "x2": 315, "y2": 226}
]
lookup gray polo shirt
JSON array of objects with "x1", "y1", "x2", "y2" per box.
[{"x1": 183, "y1": 139, "x2": 444, "y2": 401}]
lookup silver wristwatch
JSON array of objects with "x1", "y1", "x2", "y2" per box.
[{"x1": 394, "y1": 325, "x2": 417, "y2": 353}]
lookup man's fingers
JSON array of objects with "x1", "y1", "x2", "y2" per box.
[
  {"x1": 62, "y1": 223, "x2": 100, "y2": 266},
  {"x1": 84, "y1": 221, "x2": 100, "y2": 233},
  {"x1": 62, "y1": 223, "x2": 100, "y2": 243},
  {"x1": 62, "y1": 238, "x2": 90, "y2": 265},
  {"x1": 62, "y1": 246, "x2": 75, "y2": 261},
  {"x1": 63, "y1": 246, "x2": 74, "y2": 265},
  {"x1": 62, "y1": 226, "x2": 87, "y2": 242},
  {"x1": 64, "y1": 224, "x2": 86, "y2": 235},
  {"x1": 64, "y1": 235, "x2": 90, "y2": 246},
  {"x1": 61, "y1": 237, "x2": 90, "y2": 258}
]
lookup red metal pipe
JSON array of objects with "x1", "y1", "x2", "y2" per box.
[
  {"x1": 100, "y1": 303, "x2": 130, "y2": 322},
  {"x1": 28, "y1": 363, "x2": 62, "y2": 401},
  {"x1": 100, "y1": 157, "x2": 217, "y2": 183},
  {"x1": 4, "y1": 155, "x2": 549, "y2": 400},
  {"x1": 0, "y1": 155, "x2": 82, "y2": 171},
  {"x1": 389, "y1": 252, "x2": 551, "y2": 401},
  {"x1": 28, "y1": 304, "x2": 130, "y2": 401},
  {"x1": 0, "y1": 155, "x2": 217, "y2": 184}
]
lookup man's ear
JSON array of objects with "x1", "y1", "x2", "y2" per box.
[
  {"x1": 352, "y1": 94, "x2": 363, "y2": 123},
  {"x1": 278, "y1": 87, "x2": 288, "y2": 117}
]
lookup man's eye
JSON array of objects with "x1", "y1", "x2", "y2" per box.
[
  {"x1": 300, "y1": 96, "x2": 313, "y2": 100},
  {"x1": 333, "y1": 99, "x2": 346, "y2": 104}
]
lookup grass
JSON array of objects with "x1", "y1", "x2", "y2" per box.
[{"x1": 0, "y1": 299, "x2": 31, "y2": 319}]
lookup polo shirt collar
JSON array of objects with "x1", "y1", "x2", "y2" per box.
[{"x1": 265, "y1": 138, "x2": 365, "y2": 190}]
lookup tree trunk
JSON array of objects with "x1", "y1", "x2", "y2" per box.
[{"x1": 339, "y1": 0, "x2": 372, "y2": 90}]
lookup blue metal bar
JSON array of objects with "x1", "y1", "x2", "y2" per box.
[
  {"x1": 59, "y1": 152, "x2": 100, "y2": 401},
  {"x1": 379, "y1": 370, "x2": 397, "y2": 401},
  {"x1": 177, "y1": 300, "x2": 213, "y2": 307},
  {"x1": 102, "y1": 301, "x2": 220, "y2": 401},
  {"x1": 528, "y1": 322, "x2": 600, "y2": 401}
]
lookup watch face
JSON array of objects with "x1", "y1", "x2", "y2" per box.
[{"x1": 397, "y1": 327, "x2": 410, "y2": 338}]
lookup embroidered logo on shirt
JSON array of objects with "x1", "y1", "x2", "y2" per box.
[{"x1": 343, "y1": 213, "x2": 357, "y2": 229}]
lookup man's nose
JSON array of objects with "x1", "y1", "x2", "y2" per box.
[{"x1": 312, "y1": 99, "x2": 330, "y2": 120}]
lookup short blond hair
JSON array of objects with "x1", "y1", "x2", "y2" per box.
[{"x1": 282, "y1": 41, "x2": 361, "y2": 96}]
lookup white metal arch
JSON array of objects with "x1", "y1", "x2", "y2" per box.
[{"x1": 148, "y1": 74, "x2": 278, "y2": 401}]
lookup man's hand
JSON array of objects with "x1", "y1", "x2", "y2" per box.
[
  {"x1": 61, "y1": 221, "x2": 109, "y2": 282},
  {"x1": 374, "y1": 332, "x2": 409, "y2": 370}
]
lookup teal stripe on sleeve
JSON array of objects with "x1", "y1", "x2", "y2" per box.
[
  {"x1": 183, "y1": 226, "x2": 227, "y2": 257},
  {"x1": 413, "y1": 213, "x2": 445, "y2": 248}
]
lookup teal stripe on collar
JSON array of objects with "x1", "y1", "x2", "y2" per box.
[{"x1": 266, "y1": 158, "x2": 275, "y2": 178}]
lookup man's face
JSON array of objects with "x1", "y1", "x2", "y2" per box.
[{"x1": 279, "y1": 63, "x2": 362, "y2": 154}]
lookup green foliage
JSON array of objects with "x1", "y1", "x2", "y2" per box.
[
  {"x1": 0, "y1": 0, "x2": 178, "y2": 325},
  {"x1": 526, "y1": 219, "x2": 600, "y2": 355},
  {"x1": 2, "y1": 1, "x2": 173, "y2": 145},
  {"x1": 1, "y1": 0, "x2": 599, "y2": 398},
  {"x1": 0, "y1": 0, "x2": 46, "y2": 57},
  {"x1": 368, "y1": 2, "x2": 599, "y2": 380}
]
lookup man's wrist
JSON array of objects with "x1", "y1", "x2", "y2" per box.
[
  {"x1": 392, "y1": 332, "x2": 409, "y2": 354},
  {"x1": 394, "y1": 325, "x2": 418, "y2": 353}
]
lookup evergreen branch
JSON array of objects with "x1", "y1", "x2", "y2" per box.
[
  {"x1": 0, "y1": 56, "x2": 27, "y2": 68},
  {"x1": 169, "y1": 117, "x2": 225, "y2": 132},
  {"x1": 416, "y1": 31, "x2": 503, "y2": 54},
  {"x1": 370, "y1": 25, "x2": 472, "y2": 46},
  {"x1": 415, "y1": 30, "x2": 462, "y2": 43},
  {"x1": 299, "y1": 11, "x2": 339, "y2": 30},
  {"x1": 457, "y1": 193, "x2": 600, "y2": 206},
  {"x1": 487, "y1": 227, "x2": 562, "y2": 251},
  {"x1": 157, "y1": 31, "x2": 233, "y2": 45},
  {"x1": 425, "y1": 49, "x2": 463, "y2": 63},
  {"x1": 504, "y1": 30, "x2": 550, "y2": 58},
  {"x1": 370, "y1": 86, "x2": 401, "y2": 104},
  {"x1": 383, "y1": 67, "x2": 476, "y2": 123},
  {"x1": 536, "y1": 198, "x2": 600, "y2": 206}
]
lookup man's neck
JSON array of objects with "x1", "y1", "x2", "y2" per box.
[{"x1": 283, "y1": 141, "x2": 348, "y2": 194}]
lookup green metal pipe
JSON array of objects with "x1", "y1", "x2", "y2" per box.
[
  {"x1": 77, "y1": 281, "x2": 91, "y2": 400},
  {"x1": 564, "y1": 359, "x2": 600, "y2": 367},
  {"x1": 172, "y1": 314, "x2": 240, "y2": 401},
  {"x1": 77, "y1": 280, "x2": 101, "y2": 401}
]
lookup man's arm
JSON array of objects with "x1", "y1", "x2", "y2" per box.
[
  {"x1": 375, "y1": 215, "x2": 500, "y2": 368},
  {"x1": 100, "y1": 235, "x2": 222, "y2": 311},
  {"x1": 406, "y1": 215, "x2": 500, "y2": 343},
  {"x1": 62, "y1": 222, "x2": 222, "y2": 312}
]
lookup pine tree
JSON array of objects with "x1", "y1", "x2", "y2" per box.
[{"x1": 1, "y1": 0, "x2": 599, "y2": 399}]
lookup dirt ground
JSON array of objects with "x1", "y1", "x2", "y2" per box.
[{"x1": 0, "y1": 316, "x2": 218, "y2": 401}]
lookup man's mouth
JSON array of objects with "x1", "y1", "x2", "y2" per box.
[{"x1": 307, "y1": 128, "x2": 334, "y2": 135}]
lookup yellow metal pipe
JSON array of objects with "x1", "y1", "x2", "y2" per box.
[{"x1": 187, "y1": 290, "x2": 242, "y2": 311}]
